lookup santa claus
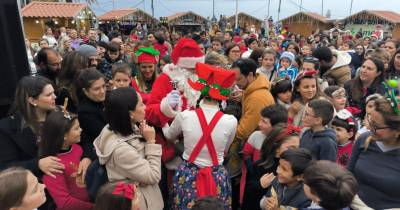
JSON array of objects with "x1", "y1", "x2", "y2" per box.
[{"x1": 146, "y1": 38, "x2": 205, "y2": 164}]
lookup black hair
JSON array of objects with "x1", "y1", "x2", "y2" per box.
[
  {"x1": 260, "y1": 104, "x2": 288, "y2": 126},
  {"x1": 77, "y1": 67, "x2": 105, "y2": 90},
  {"x1": 386, "y1": 48, "x2": 400, "y2": 78},
  {"x1": 199, "y1": 31, "x2": 206, "y2": 36},
  {"x1": 35, "y1": 48, "x2": 58, "y2": 66},
  {"x1": 108, "y1": 42, "x2": 120, "y2": 53},
  {"x1": 271, "y1": 79, "x2": 292, "y2": 100},
  {"x1": 105, "y1": 87, "x2": 138, "y2": 136},
  {"x1": 231, "y1": 58, "x2": 257, "y2": 76},
  {"x1": 249, "y1": 47, "x2": 265, "y2": 65},
  {"x1": 312, "y1": 46, "x2": 333, "y2": 63},
  {"x1": 39, "y1": 110, "x2": 78, "y2": 157},
  {"x1": 246, "y1": 37, "x2": 257, "y2": 47},
  {"x1": 304, "y1": 161, "x2": 358, "y2": 210},
  {"x1": 308, "y1": 99, "x2": 335, "y2": 126},
  {"x1": 332, "y1": 117, "x2": 354, "y2": 132},
  {"x1": 97, "y1": 41, "x2": 109, "y2": 50},
  {"x1": 9, "y1": 76, "x2": 53, "y2": 133},
  {"x1": 303, "y1": 56, "x2": 320, "y2": 70},
  {"x1": 280, "y1": 148, "x2": 313, "y2": 176},
  {"x1": 192, "y1": 196, "x2": 224, "y2": 210},
  {"x1": 94, "y1": 181, "x2": 133, "y2": 210}
]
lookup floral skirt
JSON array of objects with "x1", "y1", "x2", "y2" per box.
[{"x1": 171, "y1": 160, "x2": 232, "y2": 210}]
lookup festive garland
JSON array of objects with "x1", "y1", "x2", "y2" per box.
[{"x1": 382, "y1": 80, "x2": 400, "y2": 115}]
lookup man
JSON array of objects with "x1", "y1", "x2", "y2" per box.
[
  {"x1": 76, "y1": 44, "x2": 99, "y2": 68},
  {"x1": 313, "y1": 46, "x2": 352, "y2": 87},
  {"x1": 145, "y1": 38, "x2": 205, "y2": 207},
  {"x1": 199, "y1": 31, "x2": 210, "y2": 49},
  {"x1": 88, "y1": 29, "x2": 98, "y2": 43},
  {"x1": 228, "y1": 58, "x2": 274, "y2": 209},
  {"x1": 224, "y1": 31, "x2": 234, "y2": 48},
  {"x1": 35, "y1": 48, "x2": 62, "y2": 85}
]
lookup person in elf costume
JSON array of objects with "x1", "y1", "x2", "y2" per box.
[
  {"x1": 145, "y1": 38, "x2": 205, "y2": 207},
  {"x1": 163, "y1": 63, "x2": 238, "y2": 210},
  {"x1": 132, "y1": 47, "x2": 160, "y2": 104}
]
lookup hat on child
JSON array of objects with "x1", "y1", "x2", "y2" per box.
[{"x1": 280, "y1": 51, "x2": 295, "y2": 62}]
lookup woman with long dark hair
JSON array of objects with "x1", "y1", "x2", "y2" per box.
[
  {"x1": 344, "y1": 57, "x2": 385, "y2": 111},
  {"x1": 94, "y1": 87, "x2": 163, "y2": 210},
  {"x1": 0, "y1": 76, "x2": 63, "y2": 178},
  {"x1": 57, "y1": 51, "x2": 88, "y2": 113},
  {"x1": 386, "y1": 48, "x2": 400, "y2": 79}
]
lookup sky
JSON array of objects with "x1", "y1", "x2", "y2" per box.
[{"x1": 90, "y1": 0, "x2": 400, "y2": 21}]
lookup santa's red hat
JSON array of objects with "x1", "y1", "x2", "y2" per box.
[{"x1": 171, "y1": 38, "x2": 205, "y2": 69}]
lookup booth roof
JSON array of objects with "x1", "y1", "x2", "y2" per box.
[
  {"x1": 98, "y1": 9, "x2": 138, "y2": 21},
  {"x1": 22, "y1": 2, "x2": 88, "y2": 18},
  {"x1": 342, "y1": 10, "x2": 400, "y2": 24},
  {"x1": 280, "y1": 12, "x2": 329, "y2": 23}
]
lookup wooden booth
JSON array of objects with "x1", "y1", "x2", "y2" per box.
[
  {"x1": 167, "y1": 11, "x2": 208, "y2": 32},
  {"x1": 98, "y1": 8, "x2": 158, "y2": 26},
  {"x1": 342, "y1": 10, "x2": 400, "y2": 39},
  {"x1": 280, "y1": 12, "x2": 332, "y2": 36},
  {"x1": 22, "y1": 1, "x2": 96, "y2": 41},
  {"x1": 227, "y1": 12, "x2": 262, "y2": 32}
]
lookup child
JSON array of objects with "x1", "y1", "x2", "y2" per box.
[
  {"x1": 98, "y1": 42, "x2": 123, "y2": 81},
  {"x1": 241, "y1": 104, "x2": 288, "y2": 205},
  {"x1": 303, "y1": 161, "x2": 357, "y2": 210},
  {"x1": 0, "y1": 167, "x2": 46, "y2": 210},
  {"x1": 300, "y1": 99, "x2": 337, "y2": 161},
  {"x1": 271, "y1": 79, "x2": 292, "y2": 109},
  {"x1": 331, "y1": 110, "x2": 355, "y2": 167},
  {"x1": 261, "y1": 148, "x2": 313, "y2": 210},
  {"x1": 355, "y1": 94, "x2": 383, "y2": 139},
  {"x1": 40, "y1": 108, "x2": 93, "y2": 210},
  {"x1": 277, "y1": 51, "x2": 298, "y2": 81},
  {"x1": 94, "y1": 181, "x2": 140, "y2": 210},
  {"x1": 257, "y1": 49, "x2": 277, "y2": 81},
  {"x1": 242, "y1": 125, "x2": 301, "y2": 210},
  {"x1": 112, "y1": 63, "x2": 132, "y2": 89},
  {"x1": 192, "y1": 196, "x2": 224, "y2": 210}
]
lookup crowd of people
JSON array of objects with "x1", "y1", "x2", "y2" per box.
[{"x1": 1, "y1": 21, "x2": 400, "y2": 210}]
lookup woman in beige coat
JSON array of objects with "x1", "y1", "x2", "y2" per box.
[{"x1": 94, "y1": 87, "x2": 163, "y2": 210}]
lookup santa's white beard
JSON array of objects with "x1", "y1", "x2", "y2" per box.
[{"x1": 163, "y1": 64, "x2": 200, "y2": 109}]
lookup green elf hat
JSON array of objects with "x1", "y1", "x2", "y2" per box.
[{"x1": 188, "y1": 63, "x2": 235, "y2": 100}]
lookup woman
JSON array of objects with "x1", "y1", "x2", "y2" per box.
[
  {"x1": 43, "y1": 27, "x2": 58, "y2": 48},
  {"x1": 348, "y1": 98, "x2": 400, "y2": 209},
  {"x1": 0, "y1": 76, "x2": 64, "y2": 178},
  {"x1": 94, "y1": 87, "x2": 163, "y2": 210},
  {"x1": 163, "y1": 63, "x2": 237, "y2": 210},
  {"x1": 58, "y1": 36, "x2": 73, "y2": 57},
  {"x1": 225, "y1": 43, "x2": 241, "y2": 67},
  {"x1": 351, "y1": 43, "x2": 365, "y2": 75},
  {"x1": 25, "y1": 38, "x2": 37, "y2": 75},
  {"x1": 0, "y1": 167, "x2": 47, "y2": 210},
  {"x1": 386, "y1": 48, "x2": 400, "y2": 79},
  {"x1": 241, "y1": 38, "x2": 258, "y2": 58},
  {"x1": 384, "y1": 39, "x2": 399, "y2": 58},
  {"x1": 345, "y1": 57, "x2": 385, "y2": 111},
  {"x1": 77, "y1": 68, "x2": 107, "y2": 160},
  {"x1": 288, "y1": 70, "x2": 321, "y2": 126},
  {"x1": 57, "y1": 51, "x2": 88, "y2": 113},
  {"x1": 286, "y1": 42, "x2": 300, "y2": 56},
  {"x1": 131, "y1": 47, "x2": 159, "y2": 104}
]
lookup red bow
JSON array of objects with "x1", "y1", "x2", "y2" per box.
[
  {"x1": 295, "y1": 70, "x2": 318, "y2": 81},
  {"x1": 112, "y1": 182, "x2": 136, "y2": 200},
  {"x1": 286, "y1": 124, "x2": 301, "y2": 135}
]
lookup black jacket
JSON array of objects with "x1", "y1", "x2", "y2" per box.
[
  {"x1": 0, "y1": 114, "x2": 41, "y2": 176},
  {"x1": 77, "y1": 97, "x2": 106, "y2": 160}
]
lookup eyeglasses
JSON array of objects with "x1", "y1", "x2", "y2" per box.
[{"x1": 366, "y1": 114, "x2": 390, "y2": 133}]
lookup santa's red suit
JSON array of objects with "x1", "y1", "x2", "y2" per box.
[{"x1": 145, "y1": 38, "x2": 205, "y2": 165}]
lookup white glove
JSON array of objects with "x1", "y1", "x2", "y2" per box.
[{"x1": 167, "y1": 90, "x2": 180, "y2": 109}]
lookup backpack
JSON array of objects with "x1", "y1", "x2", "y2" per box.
[{"x1": 85, "y1": 159, "x2": 108, "y2": 201}]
